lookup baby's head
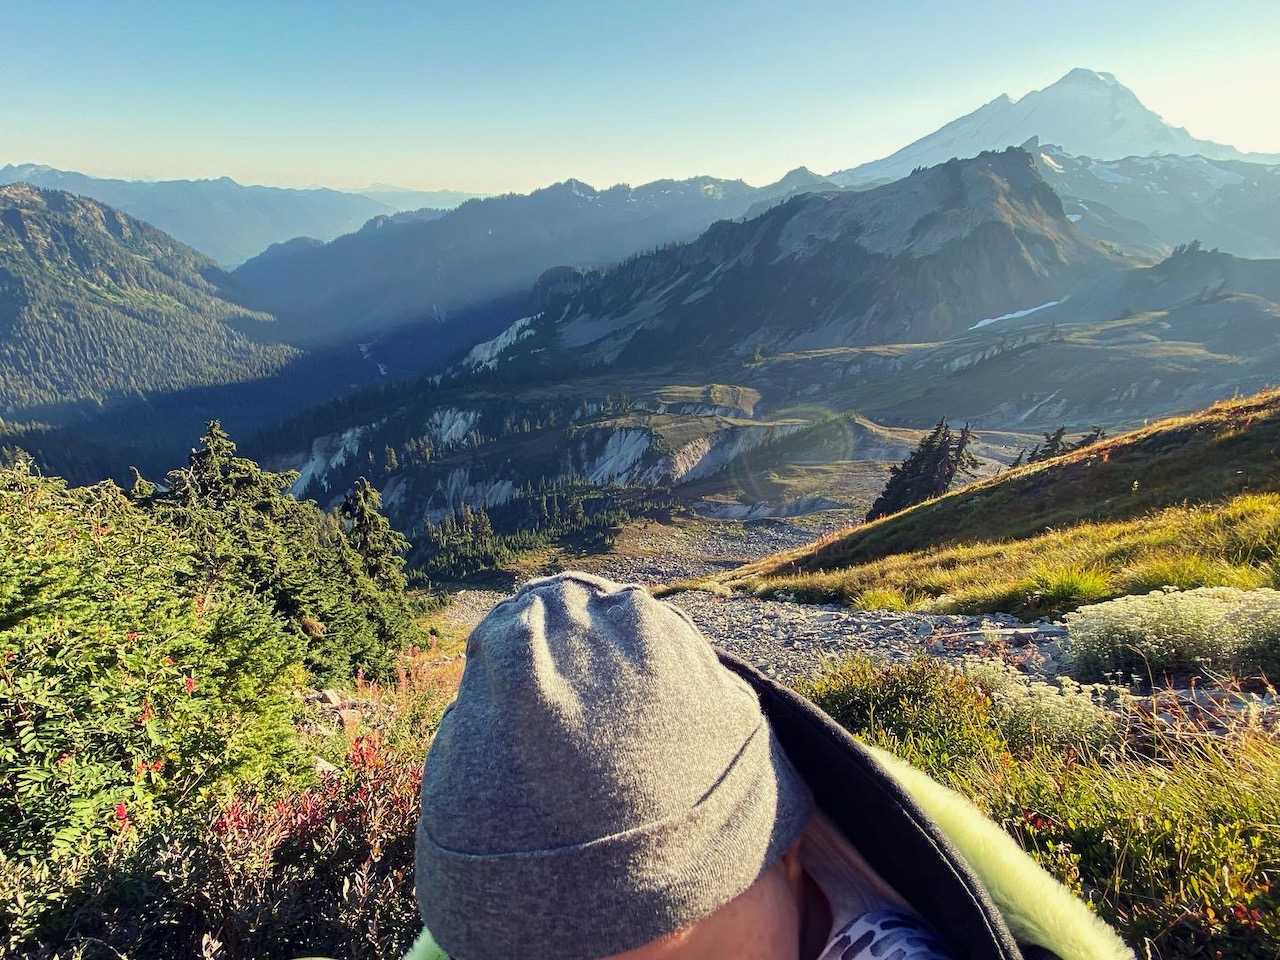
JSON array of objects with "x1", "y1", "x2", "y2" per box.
[
  {"x1": 606, "y1": 846, "x2": 809, "y2": 960},
  {"x1": 415, "y1": 573, "x2": 815, "y2": 959}
]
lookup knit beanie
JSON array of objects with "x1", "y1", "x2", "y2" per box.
[{"x1": 415, "y1": 572, "x2": 815, "y2": 959}]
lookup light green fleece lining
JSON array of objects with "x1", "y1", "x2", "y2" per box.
[
  {"x1": 403, "y1": 749, "x2": 1133, "y2": 960},
  {"x1": 404, "y1": 926, "x2": 447, "y2": 960},
  {"x1": 865, "y1": 745, "x2": 1132, "y2": 960}
]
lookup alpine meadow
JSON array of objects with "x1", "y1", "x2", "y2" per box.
[{"x1": 3, "y1": 6, "x2": 1280, "y2": 958}]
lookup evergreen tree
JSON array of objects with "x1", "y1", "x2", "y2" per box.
[
  {"x1": 139, "y1": 422, "x2": 420, "y2": 682},
  {"x1": 867, "y1": 420, "x2": 982, "y2": 521},
  {"x1": 340, "y1": 478, "x2": 409, "y2": 592},
  {"x1": 1020, "y1": 425, "x2": 1108, "y2": 466},
  {"x1": 1072, "y1": 426, "x2": 1107, "y2": 450},
  {"x1": 1037, "y1": 427, "x2": 1069, "y2": 460}
]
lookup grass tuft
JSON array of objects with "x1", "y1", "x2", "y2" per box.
[{"x1": 853, "y1": 586, "x2": 910, "y2": 611}]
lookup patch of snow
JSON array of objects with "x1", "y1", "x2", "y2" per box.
[
  {"x1": 1040, "y1": 152, "x2": 1065, "y2": 172},
  {"x1": 970, "y1": 300, "x2": 1061, "y2": 330},
  {"x1": 463, "y1": 314, "x2": 539, "y2": 371}
]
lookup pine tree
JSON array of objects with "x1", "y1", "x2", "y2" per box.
[
  {"x1": 867, "y1": 420, "x2": 983, "y2": 521},
  {"x1": 1071, "y1": 426, "x2": 1107, "y2": 451},
  {"x1": 1038, "y1": 427, "x2": 1069, "y2": 460},
  {"x1": 340, "y1": 478, "x2": 409, "y2": 592}
]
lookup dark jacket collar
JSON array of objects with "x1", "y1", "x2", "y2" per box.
[{"x1": 717, "y1": 649, "x2": 1035, "y2": 960}]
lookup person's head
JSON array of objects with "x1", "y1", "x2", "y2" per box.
[
  {"x1": 415, "y1": 573, "x2": 816, "y2": 960},
  {"x1": 605, "y1": 844, "x2": 810, "y2": 960}
]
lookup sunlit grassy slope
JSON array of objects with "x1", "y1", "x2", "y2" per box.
[{"x1": 715, "y1": 388, "x2": 1280, "y2": 615}]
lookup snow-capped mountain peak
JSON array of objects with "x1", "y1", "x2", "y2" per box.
[{"x1": 831, "y1": 68, "x2": 1280, "y2": 187}]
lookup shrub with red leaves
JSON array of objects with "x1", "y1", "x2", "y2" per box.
[{"x1": 15, "y1": 735, "x2": 425, "y2": 960}]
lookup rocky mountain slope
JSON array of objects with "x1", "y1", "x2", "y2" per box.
[
  {"x1": 452, "y1": 148, "x2": 1114, "y2": 373},
  {"x1": 738, "y1": 243, "x2": 1280, "y2": 430},
  {"x1": 0, "y1": 184, "x2": 297, "y2": 422},
  {"x1": 0, "y1": 163, "x2": 402, "y2": 266},
  {"x1": 832, "y1": 68, "x2": 1280, "y2": 188},
  {"x1": 259, "y1": 152, "x2": 1280, "y2": 544},
  {"x1": 231, "y1": 171, "x2": 838, "y2": 347},
  {"x1": 1031, "y1": 143, "x2": 1280, "y2": 259}
]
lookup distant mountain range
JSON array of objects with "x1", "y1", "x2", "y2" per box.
[
  {"x1": 1030, "y1": 143, "x2": 1280, "y2": 259},
  {"x1": 259, "y1": 148, "x2": 1280, "y2": 537},
  {"x1": 0, "y1": 164, "x2": 480, "y2": 266},
  {"x1": 231, "y1": 170, "x2": 833, "y2": 347},
  {"x1": 0, "y1": 184, "x2": 297, "y2": 422},
  {"x1": 467, "y1": 148, "x2": 1111, "y2": 373},
  {"x1": 7, "y1": 66, "x2": 1280, "y2": 515},
  {"x1": 357, "y1": 183, "x2": 484, "y2": 211},
  {"x1": 832, "y1": 68, "x2": 1280, "y2": 187}
]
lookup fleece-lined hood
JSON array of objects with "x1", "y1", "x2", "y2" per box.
[{"x1": 405, "y1": 596, "x2": 1133, "y2": 960}]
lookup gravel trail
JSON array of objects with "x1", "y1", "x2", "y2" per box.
[
  {"x1": 667, "y1": 591, "x2": 1064, "y2": 681},
  {"x1": 436, "y1": 514, "x2": 1066, "y2": 681}
]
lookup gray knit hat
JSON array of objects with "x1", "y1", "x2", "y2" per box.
[{"x1": 415, "y1": 572, "x2": 814, "y2": 959}]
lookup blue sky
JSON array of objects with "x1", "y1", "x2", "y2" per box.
[{"x1": 4, "y1": 0, "x2": 1278, "y2": 193}]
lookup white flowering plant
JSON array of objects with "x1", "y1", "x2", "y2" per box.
[{"x1": 1064, "y1": 586, "x2": 1280, "y2": 680}]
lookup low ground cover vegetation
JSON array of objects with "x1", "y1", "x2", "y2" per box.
[
  {"x1": 1, "y1": 426, "x2": 431, "y2": 958},
  {"x1": 1065, "y1": 586, "x2": 1280, "y2": 681},
  {"x1": 799, "y1": 656, "x2": 1280, "y2": 960}
]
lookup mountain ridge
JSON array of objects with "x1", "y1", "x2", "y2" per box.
[
  {"x1": 0, "y1": 183, "x2": 297, "y2": 422},
  {"x1": 459, "y1": 148, "x2": 1115, "y2": 376},
  {"x1": 230, "y1": 169, "x2": 835, "y2": 348},
  {"x1": 832, "y1": 68, "x2": 1280, "y2": 187}
]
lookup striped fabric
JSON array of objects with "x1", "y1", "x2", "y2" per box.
[{"x1": 819, "y1": 909, "x2": 954, "y2": 960}]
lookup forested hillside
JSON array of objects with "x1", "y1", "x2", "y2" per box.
[{"x1": 0, "y1": 185, "x2": 297, "y2": 422}]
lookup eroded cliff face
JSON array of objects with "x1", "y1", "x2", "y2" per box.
[{"x1": 276, "y1": 402, "x2": 811, "y2": 532}]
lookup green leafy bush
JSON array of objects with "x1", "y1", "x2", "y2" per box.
[
  {"x1": 1, "y1": 424, "x2": 422, "y2": 868},
  {"x1": 0, "y1": 469, "x2": 304, "y2": 861},
  {"x1": 960, "y1": 658, "x2": 1124, "y2": 756},
  {"x1": 1064, "y1": 587, "x2": 1280, "y2": 681},
  {"x1": 798, "y1": 656, "x2": 1008, "y2": 771}
]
